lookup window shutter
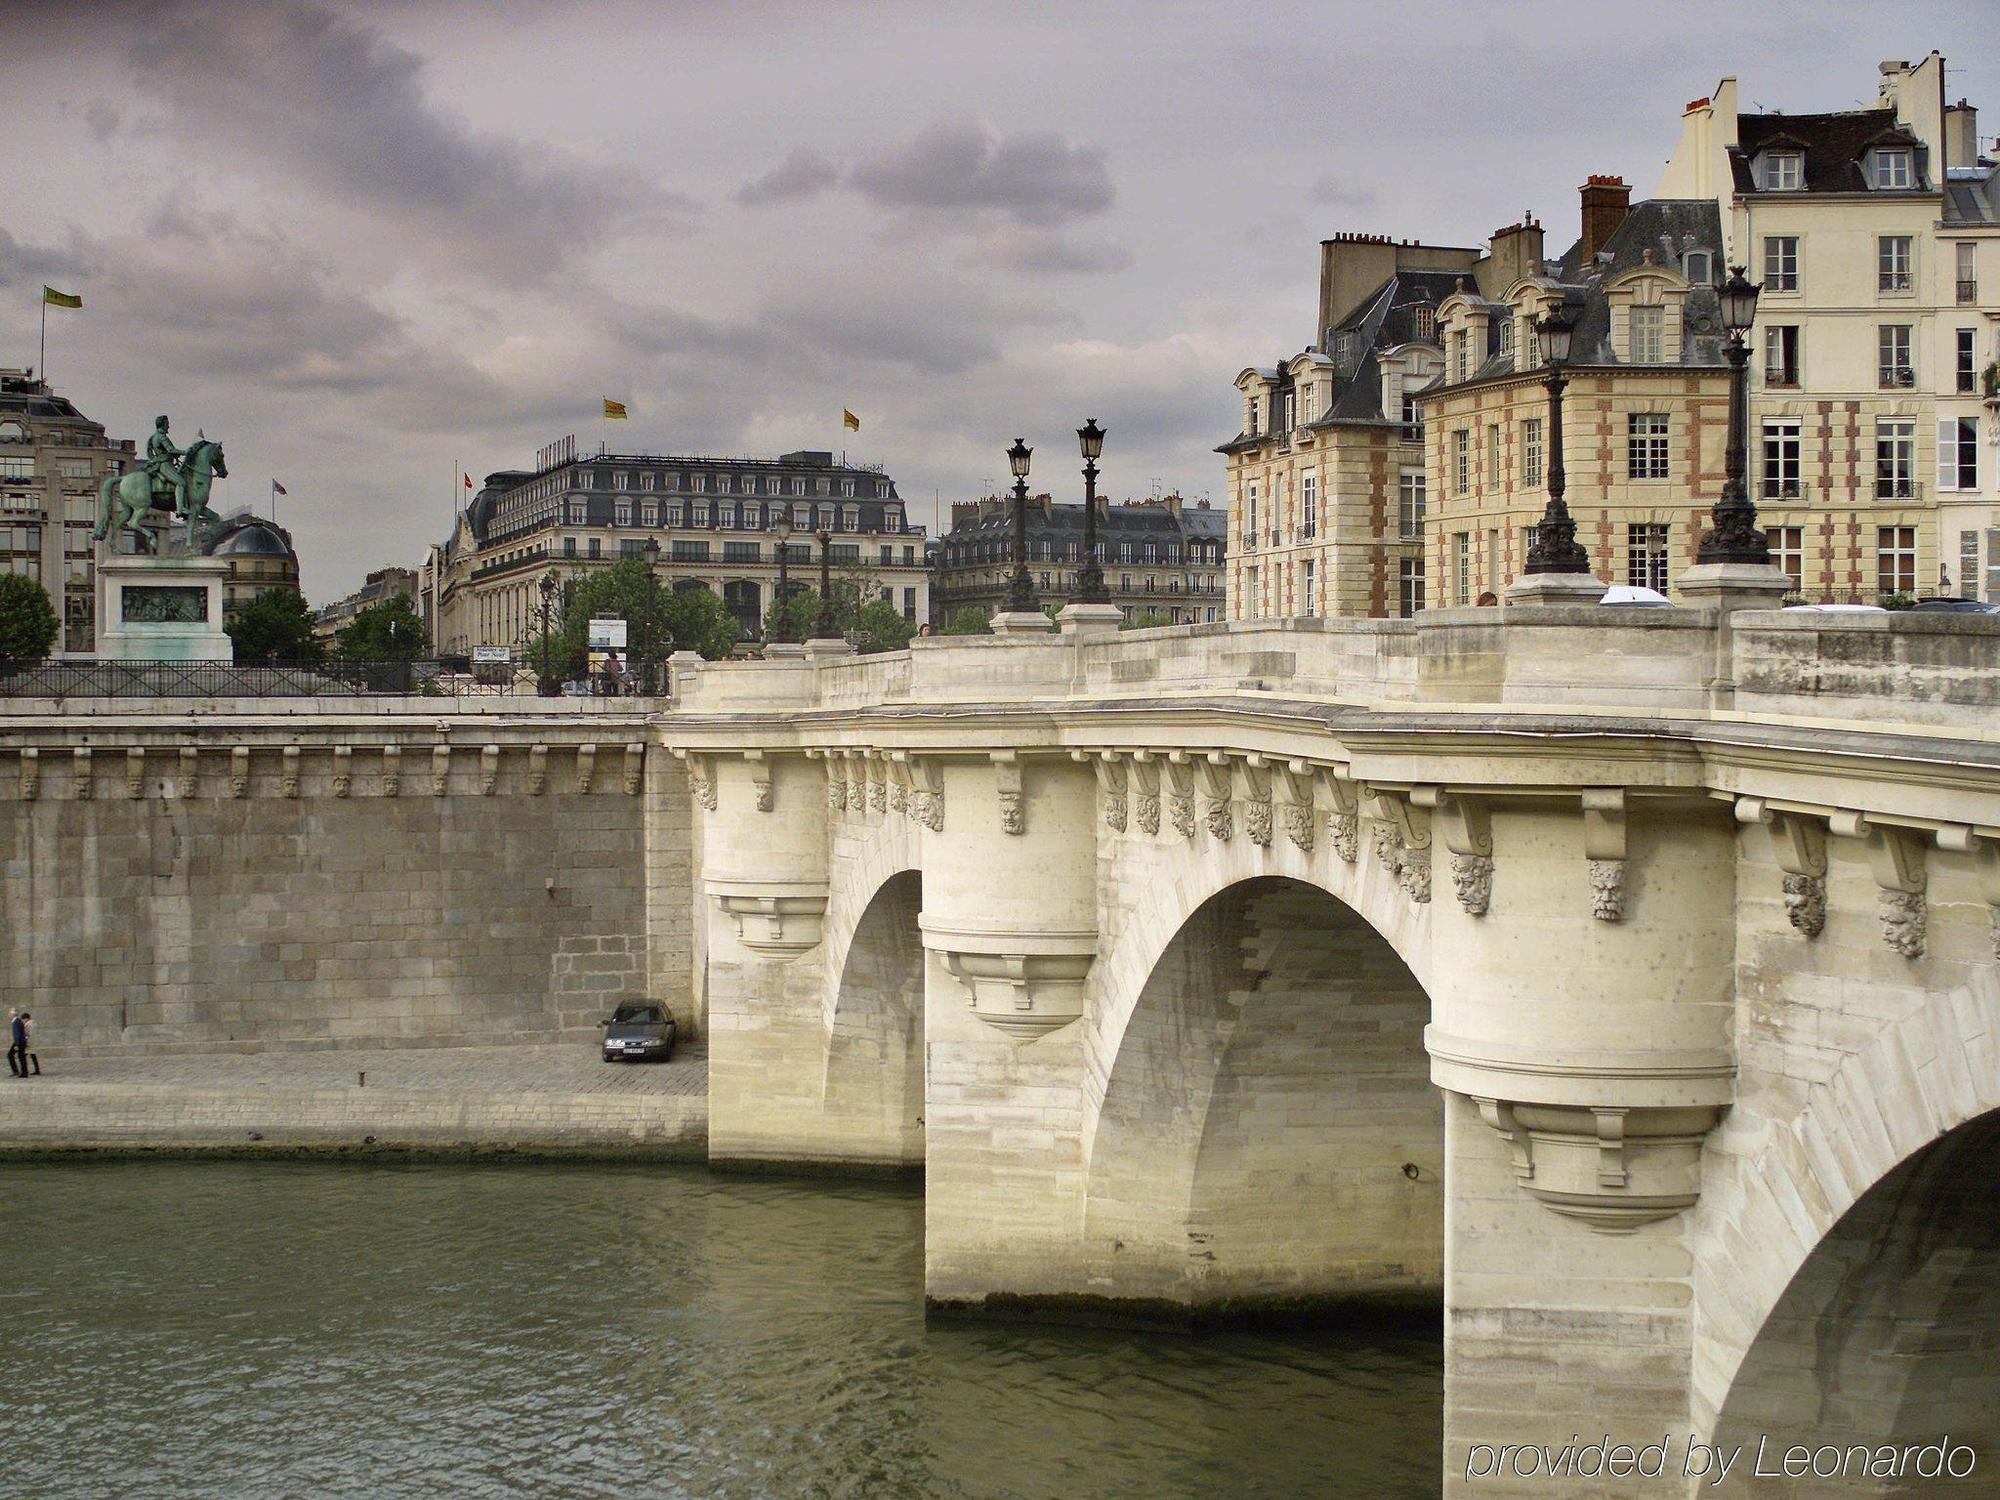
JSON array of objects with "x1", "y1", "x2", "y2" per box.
[{"x1": 1939, "y1": 419, "x2": 1959, "y2": 491}]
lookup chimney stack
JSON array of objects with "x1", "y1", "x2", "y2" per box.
[
  {"x1": 1945, "y1": 99, "x2": 1980, "y2": 169},
  {"x1": 1578, "y1": 175, "x2": 1631, "y2": 263}
]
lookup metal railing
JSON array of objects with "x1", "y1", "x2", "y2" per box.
[{"x1": 0, "y1": 660, "x2": 521, "y2": 699}]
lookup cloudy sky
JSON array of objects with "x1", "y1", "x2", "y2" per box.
[{"x1": 2, "y1": 1, "x2": 1995, "y2": 601}]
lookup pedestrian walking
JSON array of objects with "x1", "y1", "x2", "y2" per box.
[
  {"x1": 6, "y1": 1008, "x2": 20, "y2": 1078},
  {"x1": 19, "y1": 1012, "x2": 36, "y2": 1076}
]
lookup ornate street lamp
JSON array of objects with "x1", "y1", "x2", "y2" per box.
[
  {"x1": 535, "y1": 568, "x2": 560, "y2": 697},
  {"x1": 1075, "y1": 419, "x2": 1109, "y2": 603},
  {"x1": 1005, "y1": 437, "x2": 1038, "y2": 613},
  {"x1": 810, "y1": 527, "x2": 838, "y2": 640},
  {"x1": 639, "y1": 536, "x2": 669, "y2": 692},
  {"x1": 1695, "y1": 265, "x2": 1771, "y2": 564},
  {"x1": 1523, "y1": 303, "x2": 1591, "y2": 575},
  {"x1": 770, "y1": 512, "x2": 798, "y2": 645}
]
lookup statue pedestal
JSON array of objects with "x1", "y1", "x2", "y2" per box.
[{"x1": 95, "y1": 550, "x2": 232, "y2": 662}]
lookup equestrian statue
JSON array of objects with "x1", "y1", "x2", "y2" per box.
[{"x1": 93, "y1": 414, "x2": 228, "y2": 553}]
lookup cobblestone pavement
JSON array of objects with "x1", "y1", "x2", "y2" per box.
[{"x1": 24, "y1": 1041, "x2": 708, "y2": 1098}]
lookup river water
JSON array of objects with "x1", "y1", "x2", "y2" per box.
[{"x1": 0, "y1": 1162, "x2": 1439, "y2": 1499}]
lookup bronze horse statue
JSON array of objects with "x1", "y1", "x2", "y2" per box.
[{"x1": 93, "y1": 438, "x2": 227, "y2": 552}]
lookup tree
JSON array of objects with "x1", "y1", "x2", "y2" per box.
[
  {"x1": 336, "y1": 595, "x2": 426, "y2": 661},
  {"x1": 764, "y1": 581, "x2": 917, "y2": 654},
  {"x1": 558, "y1": 560, "x2": 739, "y2": 668},
  {"x1": 856, "y1": 599, "x2": 917, "y2": 653},
  {"x1": 941, "y1": 605, "x2": 990, "y2": 636},
  {"x1": 0, "y1": 572, "x2": 59, "y2": 667},
  {"x1": 227, "y1": 587, "x2": 321, "y2": 664},
  {"x1": 1122, "y1": 610, "x2": 1175, "y2": 630}
]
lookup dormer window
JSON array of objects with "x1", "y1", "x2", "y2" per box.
[
  {"x1": 1683, "y1": 250, "x2": 1712, "y2": 285},
  {"x1": 1412, "y1": 304, "x2": 1435, "y2": 340},
  {"x1": 1759, "y1": 152, "x2": 1802, "y2": 191},
  {"x1": 1283, "y1": 390, "x2": 1296, "y2": 430},
  {"x1": 1497, "y1": 319, "x2": 1514, "y2": 356},
  {"x1": 1872, "y1": 148, "x2": 1913, "y2": 190}
]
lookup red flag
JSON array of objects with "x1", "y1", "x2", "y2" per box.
[
  {"x1": 463, "y1": 472, "x2": 473, "y2": 489},
  {"x1": 271, "y1": 479, "x2": 288, "y2": 496}
]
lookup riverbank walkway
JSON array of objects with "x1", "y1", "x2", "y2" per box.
[{"x1": 0, "y1": 1042, "x2": 709, "y2": 1159}]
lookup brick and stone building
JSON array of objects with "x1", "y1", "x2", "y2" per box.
[
  {"x1": 431, "y1": 447, "x2": 928, "y2": 657},
  {"x1": 930, "y1": 492, "x2": 1226, "y2": 626}
]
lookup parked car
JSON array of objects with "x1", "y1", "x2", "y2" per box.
[
  {"x1": 1907, "y1": 596, "x2": 1998, "y2": 614},
  {"x1": 601, "y1": 1001, "x2": 675, "y2": 1063}
]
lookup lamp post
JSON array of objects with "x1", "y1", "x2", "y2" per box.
[
  {"x1": 1005, "y1": 437, "x2": 1038, "y2": 613},
  {"x1": 810, "y1": 527, "x2": 838, "y2": 640},
  {"x1": 771, "y1": 513, "x2": 798, "y2": 645},
  {"x1": 1076, "y1": 419, "x2": 1109, "y2": 603},
  {"x1": 1523, "y1": 304, "x2": 1591, "y2": 574},
  {"x1": 536, "y1": 569, "x2": 559, "y2": 697},
  {"x1": 640, "y1": 536, "x2": 668, "y2": 692},
  {"x1": 1694, "y1": 265, "x2": 1770, "y2": 564}
]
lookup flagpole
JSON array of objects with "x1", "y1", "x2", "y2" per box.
[{"x1": 39, "y1": 296, "x2": 46, "y2": 387}]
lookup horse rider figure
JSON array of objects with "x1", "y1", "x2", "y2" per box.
[{"x1": 144, "y1": 414, "x2": 186, "y2": 514}]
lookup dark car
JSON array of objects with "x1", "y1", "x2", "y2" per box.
[
  {"x1": 601, "y1": 1001, "x2": 675, "y2": 1063},
  {"x1": 1908, "y1": 596, "x2": 1998, "y2": 614}
]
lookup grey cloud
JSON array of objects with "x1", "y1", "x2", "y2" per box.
[
  {"x1": 1309, "y1": 174, "x2": 1375, "y2": 207},
  {"x1": 118, "y1": 0, "x2": 690, "y2": 285},
  {"x1": 83, "y1": 99, "x2": 123, "y2": 143},
  {"x1": 977, "y1": 232, "x2": 1132, "y2": 277},
  {"x1": 736, "y1": 148, "x2": 840, "y2": 207},
  {"x1": 850, "y1": 121, "x2": 1113, "y2": 227}
]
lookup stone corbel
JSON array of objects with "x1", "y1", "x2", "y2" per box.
[
  {"x1": 708, "y1": 878, "x2": 827, "y2": 957},
  {"x1": 1277, "y1": 760, "x2": 1316, "y2": 852},
  {"x1": 865, "y1": 754, "x2": 887, "y2": 814},
  {"x1": 623, "y1": 743, "x2": 645, "y2": 796},
  {"x1": 1469, "y1": 1095, "x2": 1721, "y2": 1232},
  {"x1": 228, "y1": 746, "x2": 248, "y2": 798},
  {"x1": 1937, "y1": 825, "x2": 2000, "y2": 959},
  {"x1": 480, "y1": 744, "x2": 501, "y2": 796},
  {"x1": 18, "y1": 748, "x2": 37, "y2": 801},
  {"x1": 907, "y1": 755, "x2": 944, "y2": 833},
  {"x1": 741, "y1": 749, "x2": 771, "y2": 812},
  {"x1": 381, "y1": 745, "x2": 401, "y2": 798},
  {"x1": 1832, "y1": 810, "x2": 1927, "y2": 958},
  {"x1": 670, "y1": 748, "x2": 715, "y2": 811},
  {"x1": 430, "y1": 745, "x2": 450, "y2": 797},
  {"x1": 125, "y1": 747, "x2": 145, "y2": 799},
  {"x1": 331, "y1": 744, "x2": 352, "y2": 799},
  {"x1": 1164, "y1": 752, "x2": 1197, "y2": 839},
  {"x1": 576, "y1": 743, "x2": 597, "y2": 795},
  {"x1": 1372, "y1": 787, "x2": 1432, "y2": 904},
  {"x1": 1237, "y1": 754, "x2": 1273, "y2": 848},
  {"x1": 73, "y1": 746, "x2": 93, "y2": 801},
  {"x1": 281, "y1": 746, "x2": 301, "y2": 798},
  {"x1": 1196, "y1": 752, "x2": 1234, "y2": 842},
  {"x1": 176, "y1": 746, "x2": 199, "y2": 800},
  {"x1": 1129, "y1": 752, "x2": 1161, "y2": 836},
  {"x1": 1582, "y1": 789, "x2": 1627, "y2": 921},
  {"x1": 816, "y1": 750, "x2": 849, "y2": 814},
  {"x1": 1736, "y1": 798, "x2": 1827, "y2": 937},
  {"x1": 886, "y1": 755, "x2": 910, "y2": 815},
  {"x1": 1426, "y1": 789, "x2": 1493, "y2": 916},
  {"x1": 922, "y1": 918, "x2": 1095, "y2": 1039},
  {"x1": 1078, "y1": 750, "x2": 1127, "y2": 834},
  {"x1": 1322, "y1": 766, "x2": 1359, "y2": 863},
  {"x1": 528, "y1": 744, "x2": 548, "y2": 796},
  {"x1": 991, "y1": 750, "x2": 1024, "y2": 834}
]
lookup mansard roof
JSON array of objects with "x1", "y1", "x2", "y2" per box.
[{"x1": 1729, "y1": 109, "x2": 1928, "y2": 193}]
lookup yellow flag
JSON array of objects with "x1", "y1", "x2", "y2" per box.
[
  {"x1": 603, "y1": 398, "x2": 628, "y2": 420},
  {"x1": 842, "y1": 409, "x2": 860, "y2": 432},
  {"x1": 42, "y1": 286, "x2": 82, "y2": 309}
]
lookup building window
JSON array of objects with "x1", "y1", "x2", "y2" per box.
[
  {"x1": 723, "y1": 541, "x2": 759, "y2": 563},
  {"x1": 1485, "y1": 424, "x2": 1501, "y2": 486},
  {"x1": 1957, "y1": 329, "x2": 1978, "y2": 394},
  {"x1": 1769, "y1": 526, "x2": 1803, "y2": 592},
  {"x1": 1627, "y1": 413, "x2": 1670, "y2": 480},
  {"x1": 1244, "y1": 483, "x2": 1258, "y2": 546},
  {"x1": 1762, "y1": 419, "x2": 1802, "y2": 499},
  {"x1": 1411, "y1": 304, "x2": 1435, "y2": 340},
  {"x1": 1300, "y1": 558, "x2": 1316, "y2": 615},
  {"x1": 1453, "y1": 331, "x2": 1468, "y2": 383},
  {"x1": 614, "y1": 500, "x2": 631, "y2": 526},
  {"x1": 1878, "y1": 236, "x2": 1913, "y2": 293},
  {"x1": 1763, "y1": 326, "x2": 1800, "y2": 387},
  {"x1": 1939, "y1": 418, "x2": 1980, "y2": 492},
  {"x1": 619, "y1": 538, "x2": 643, "y2": 559},
  {"x1": 1626, "y1": 523, "x2": 1669, "y2": 592},
  {"x1": 1683, "y1": 250, "x2": 1712, "y2": 285},
  {"x1": 1762, "y1": 236, "x2": 1799, "y2": 292},
  {"x1": 641, "y1": 502, "x2": 658, "y2": 527},
  {"x1": 1399, "y1": 393, "x2": 1423, "y2": 444},
  {"x1": 1398, "y1": 471, "x2": 1426, "y2": 539},
  {"x1": 672, "y1": 540, "x2": 710, "y2": 562},
  {"x1": 1872, "y1": 148, "x2": 1913, "y2": 190},
  {"x1": 1878, "y1": 325, "x2": 1912, "y2": 388},
  {"x1": 587, "y1": 537, "x2": 601, "y2": 558},
  {"x1": 1876, "y1": 526, "x2": 1916, "y2": 596},
  {"x1": 1630, "y1": 304, "x2": 1665, "y2": 364},
  {"x1": 1453, "y1": 430, "x2": 1470, "y2": 496},
  {"x1": 1875, "y1": 419, "x2": 1917, "y2": 500},
  {"x1": 1957, "y1": 242, "x2": 1978, "y2": 304},
  {"x1": 1398, "y1": 557, "x2": 1425, "y2": 617},
  {"x1": 666, "y1": 505, "x2": 683, "y2": 526},
  {"x1": 1453, "y1": 532, "x2": 1471, "y2": 606},
  {"x1": 1759, "y1": 153, "x2": 1802, "y2": 191},
  {"x1": 1521, "y1": 418, "x2": 1544, "y2": 488},
  {"x1": 563, "y1": 537, "x2": 576, "y2": 556},
  {"x1": 1301, "y1": 474, "x2": 1317, "y2": 539}
]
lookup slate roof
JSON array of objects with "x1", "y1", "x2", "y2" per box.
[
  {"x1": 1944, "y1": 166, "x2": 2000, "y2": 226},
  {"x1": 940, "y1": 500, "x2": 1225, "y2": 561},
  {"x1": 1729, "y1": 110, "x2": 1928, "y2": 194}
]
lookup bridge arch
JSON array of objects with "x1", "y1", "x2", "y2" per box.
[
  {"x1": 1081, "y1": 872, "x2": 1442, "y2": 1313},
  {"x1": 1695, "y1": 969, "x2": 2000, "y2": 1468}
]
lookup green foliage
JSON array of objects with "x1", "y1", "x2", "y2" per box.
[
  {"x1": 1984, "y1": 361, "x2": 1999, "y2": 399},
  {"x1": 941, "y1": 605, "x2": 990, "y2": 636},
  {"x1": 763, "y1": 579, "x2": 916, "y2": 653},
  {"x1": 335, "y1": 595, "x2": 426, "y2": 662},
  {"x1": 1878, "y1": 592, "x2": 1917, "y2": 611},
  {"x1": 227, "y1": 587, "x2": 322, "y2": 664},
  {"x1": 1122, "y1": 610, "x2": 1175, "y2": 630},
  {"x1": 0, "y1": 571, "x2": 58, "y2": 666},
  {"x1": 558, "y1": 560, "x2": 739, "y2": 664},
  {"x1": 856, "y1": 599, "x2": 917, "y2": 653}
]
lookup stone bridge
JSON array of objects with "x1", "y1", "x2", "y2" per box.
[
  {"x1": 4, "y1": 603, "x2": 1999, "y2": 1495},
  {"x1": 672, "y1": 606, "x2": 2000, "y2": 1498}
]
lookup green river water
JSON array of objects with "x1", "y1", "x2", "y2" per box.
[{"x1": 0, "y1": 1161, "x2": 1440, "y2": 1498}]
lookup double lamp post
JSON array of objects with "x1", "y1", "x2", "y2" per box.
[{"x1": 1000, "y1": 419, "x2": 1111, "y2": 618}]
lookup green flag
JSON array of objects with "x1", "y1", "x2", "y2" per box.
[{"x1": 42, "y1": 286, "x2": 82, "y2": 309}]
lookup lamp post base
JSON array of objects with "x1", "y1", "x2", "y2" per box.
[
  {"x1": 1674, "y1": 561, "x2": 1794, "y2": 613},
  {"x1": 1054, "y1": 601, "x2": 1124, "y2": 638},
  {"x1": 990, "y1": 610, "x2": 1057, "y2": 636},
  {"x1": 1505, "y1": 572, "x2": 1608, "y2": 607}
]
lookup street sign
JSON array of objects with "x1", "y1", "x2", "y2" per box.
[
  {"x1": 588, "y1": 617, "x2": 628, "y2": 649},
  {"x1": 471, "y1": 645, "x2": 512, "y2": 665}
]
